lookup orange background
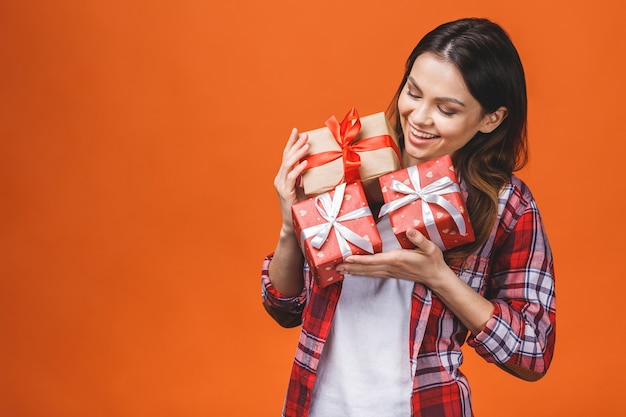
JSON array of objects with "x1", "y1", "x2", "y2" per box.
[{"x1": 1, "y1": 0, "x2": 624, "y2": 416}]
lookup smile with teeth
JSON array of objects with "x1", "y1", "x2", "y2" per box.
[{"x1": 410, "y1": 126, "x2": 439, "y2": 139}]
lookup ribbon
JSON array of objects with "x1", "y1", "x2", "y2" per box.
[
  {"x1": 302, "y1": 108, "x2": 401, "y2": 184},
  {"x1": 378, "y1": 165, "x2": 467, "y2": 250},
  {"x1": 300, "y1": 182, "x2": 375, "y2": 259}
]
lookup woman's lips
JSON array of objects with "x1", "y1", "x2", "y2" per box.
[{"x1": 407, "y1": 125, "x2": 439, "y2": 143}]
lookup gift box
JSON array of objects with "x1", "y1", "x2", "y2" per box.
[
  {"x1": 300, "y1": 108, "x2": 402, "y2": 203},
  {"x1": 292, "y1": 181, "x2": 382, "y2": 287},
  {"x1": 378, "y1": 155, "x2": 474, "y2": 250}
]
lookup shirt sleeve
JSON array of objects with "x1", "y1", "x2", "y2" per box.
[
  {"x1": 467, "y1": 187, "x2": 556, "y2": 376},
  {"x1": 261, "y1": 254, "x2": 307, "y2": 327}
]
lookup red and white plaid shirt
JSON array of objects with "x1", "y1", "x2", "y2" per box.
[{"x1": 262, "y1": 175, "x2": 556, "y2": 417}]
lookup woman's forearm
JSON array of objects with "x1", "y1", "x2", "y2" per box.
[
  {"x1": 268, "y1": 227, "x2": 306, "y2": 297},
  {"x1": 429, "y1": 268, "x2": 494, "y2": 335}
]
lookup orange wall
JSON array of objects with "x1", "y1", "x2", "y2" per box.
[{"x1": 1, "y1": 1, "x2": 624, "y2": 416}]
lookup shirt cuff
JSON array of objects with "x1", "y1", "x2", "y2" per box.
[
  {"x1": 467, "y1": 301, "x2": 523, "y2": 364},
  {"x1": 261, "y1": 255, "x2": 306, "y2": 313}
]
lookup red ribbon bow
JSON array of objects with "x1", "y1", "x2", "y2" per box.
[{"x1": 302, "y1": 108, "x2": 400, "y2": 184}]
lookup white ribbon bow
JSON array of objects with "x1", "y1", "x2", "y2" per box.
[
  {"x1": 378, "y1": 165, "x2": 467, "y2": 250},
  {"x1": 300, "y1": 183, "x2": 375, "y2": 259}
]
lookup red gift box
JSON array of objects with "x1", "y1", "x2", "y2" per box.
[
  {"x1": 292, "y1": 181, "x2": 382, "y2": 287},
  {"x1": 378, "y1": 155, "x2": 474, "y2": 250}
]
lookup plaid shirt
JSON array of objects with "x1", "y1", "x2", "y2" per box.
[{"x1": 262, "y1": 175, "x2": 556, "y2": 417}]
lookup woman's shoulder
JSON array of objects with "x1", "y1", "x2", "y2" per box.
[
  {"x1": 495, "y1": 174, "x2": 542, "y2": 235},
  {"x1": 499, "y1": 174, "x2": 537, "y2": 211}
]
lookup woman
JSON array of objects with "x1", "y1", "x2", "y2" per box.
[{"x1": 261, "y1": 17, "x2": 556, "y2": 417}]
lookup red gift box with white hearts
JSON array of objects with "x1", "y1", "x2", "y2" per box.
[
  {"x1": 378, "y1": 155, "x2": 474, "y2": 250},
  {"x1": 292, "y1": 181, "x2": 382, "y2": 287}
]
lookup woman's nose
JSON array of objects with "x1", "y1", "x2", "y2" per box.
[{"x1": 409, "y1": 103, "x2": 433, "y2": 126}]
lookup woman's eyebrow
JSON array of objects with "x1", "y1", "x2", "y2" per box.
[{"x1": 408, "y1": 76, "x2": 466, "y2": 107}]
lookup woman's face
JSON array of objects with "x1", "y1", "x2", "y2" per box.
[{"x1": 398, "y1": 52, "x2": 501, "y2": 166}]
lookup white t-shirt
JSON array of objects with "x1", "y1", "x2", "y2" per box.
[{"x1": 308, "y1": 216, "x2": 414, "y2": 417}]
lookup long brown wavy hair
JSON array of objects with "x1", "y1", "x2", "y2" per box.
[{"x1": 386, "y1": 18, "x2": 529, "y2": 262}]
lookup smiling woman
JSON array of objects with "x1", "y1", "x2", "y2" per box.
[
  {"x1": 262, "y1": 17, "x2": 555, "y2": 417},
  {"x1": 2, "y1": 0, "x2": 625, "y2": 416}
]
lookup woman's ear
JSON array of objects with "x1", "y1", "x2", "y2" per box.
[{"x1": 479, "y1": 106, "x2": 508, "y2": 133}]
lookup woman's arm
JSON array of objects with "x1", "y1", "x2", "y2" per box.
[
  {"x1": 336, "y1": 192, "x2": 555, "y2": 380},
  {"x1": 261, "y1": 129, "x2": 313, "y2": 327},
  {"x1": 466, "y1": 193, "x2": 556, "y2": 380},
  {"x1": 337, "y1": 228, "x2": 495, "y2": 334},
  {"x1": 386, "y1": 241, "x2": 545, "y2": 382},
  {"x1": 266, "y1": 128, "x2": 310, "y2": 296},
  {"x1": 267, "y1": 227, "x2": 306, "y2": 297}
]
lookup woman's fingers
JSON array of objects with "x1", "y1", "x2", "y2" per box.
[
  {"x1": 274, "y1": 128, "x2": 311, "y2": 230},
  {"x1": 282, "y1": 129, "x2": 309, "y2": 166},
  {"x1": 338, "y1": 234, "x2": 446, "y2": 283},
  {"x1": 276, "y1": 130, "x2": 309, "y2": 186},
  {"x1": 405, "y1": 228, "x2": 436, "y2": 253},
  {"x1": 339, "y1": 251, "x2": 403, "y2": 277}
]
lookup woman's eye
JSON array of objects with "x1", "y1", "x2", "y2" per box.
[
  {"x1": 438, "y1": 106, "x2": 456, "y2": 116},
  {"x1": 406, "y1": 86, "x2": 420, "y2": 99}
]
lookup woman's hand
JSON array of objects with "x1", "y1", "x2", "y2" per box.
[
  {"x1": 337, "y1": 228, "x2": 450, "y2": 289},
  {"x1": 274, "y1": 128, "x2": 309, "y2": 235},
  {"x1": 338, "y1": 227, "x2": 495, "y2": 335}
]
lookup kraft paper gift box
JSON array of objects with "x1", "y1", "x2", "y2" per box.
[
  {"x1": 300, "y1": 108, "x2": 402, "y2": 203},
  {"x1": 292, "y1": 181, "x2": 383, "y2": 288},
  {"x1": 378, "y1": 155, "x2": 475, "y2": 250}
]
